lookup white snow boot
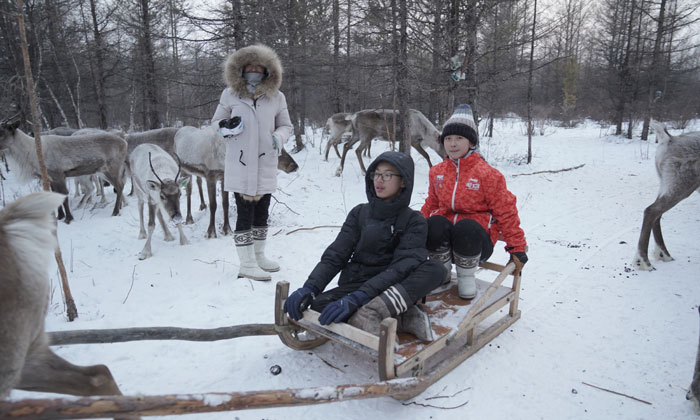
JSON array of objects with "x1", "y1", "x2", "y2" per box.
[
  {"x1": 234, "y1": 230, "x2": 271, "y2": 281},
  {"x1": 454, "y1": 252, "x2": 480, "y2": 300},
  {"x1": 252, "y1": 226, "x2": 280, "y2": 272}
]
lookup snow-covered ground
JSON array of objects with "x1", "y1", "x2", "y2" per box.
[{"x1": 4, "y1": 119, "x2": 700, "y2": 419}]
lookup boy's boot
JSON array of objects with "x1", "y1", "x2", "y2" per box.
[
  {"x1": 454, "y1": 252, "x2": 480, "y2": 299},
  {"x1": 347, "y1": 295, "x2": 392, "y2": 336},
  {"x1": 234, "y1": 230, "x2": 271, "y2": 281},
  {"x1": 252, "y1": 226, "x2": 280, "y2": 272},
  {"x1": 428, "y1": 246, "x2": 452, "y2": 286},
  {"x1": 397, "y1": 304, "x2": 434, "y2": 342}
]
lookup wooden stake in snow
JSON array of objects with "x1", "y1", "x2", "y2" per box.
[
  {"x1": 15, "y1": 0, "x2": 77, "y2": 321},
  {"x1": 511, "y1": 164, "x2": 585, "y2": 178}
]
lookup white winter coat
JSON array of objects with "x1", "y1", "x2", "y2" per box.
[{"x1": 212, "y1": 44, "x2": 293, "y2": 197}]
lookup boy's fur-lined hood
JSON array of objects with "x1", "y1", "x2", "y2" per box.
[{"x1": 223, "y1": 44, "x2": 283, "y2": 97}]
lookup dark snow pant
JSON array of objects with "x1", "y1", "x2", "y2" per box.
[
  {"x1": 310, "y1": 259, "x2": 445, "y2": 315},
  {"x1": 234, "y1": 193, "x2": 271, "y2": 231},
  {"x1": 426, "y1": 215, "x2": 493, "y2": 261}
]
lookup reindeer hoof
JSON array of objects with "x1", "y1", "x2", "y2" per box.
[
  {"x1": 164, "y1": 235, "x2": 175, "y2": 242},
  {"x1": 199, "y1": 204, "x2": 207, "y2": 211},
  {"x1": 632, "y1": 255, "x2": 655, "y2": 271},
  {"x1": 652, "y1": 248, "x2": 674, "y2": 262},
  {"x1": 206, "y1": 230, "x2": 217, "y2": 239},
  {"x1": 335, "y1": 167, "x2": 343, "y2": 177},
  {"x1": 137, "y1": 251, "x2": 151, "y2": 260}
]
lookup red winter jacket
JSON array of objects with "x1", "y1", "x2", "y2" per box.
[{"x1": 420, "y1": 153, "x2": 527, "y2": 253}]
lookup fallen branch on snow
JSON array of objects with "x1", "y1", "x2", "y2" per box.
[
  {"x1": 511, "y1": 163, "x2": 585, "y2": 177},
  {"x1": 286, "y1": 225, "x2": 342, "y2": 235},
  {"x1": 581, "y1": 381, "x2": 652, "y2": 405}
]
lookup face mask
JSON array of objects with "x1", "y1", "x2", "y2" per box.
[{"x1": 244, "y1": 72, "x2": 264, "y2": 84}]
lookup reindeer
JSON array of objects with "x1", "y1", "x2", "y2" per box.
[
  {"x1": 125, "y1": 127, "x2": 207, "y2": 211},
  {"x1": 323, "y1": 112, "x2": 352, "y2": 161},
  {"x1": 336, "y1": 109, "x2": 445, "y2": 176},
  {"x1": 633, "y1": 121, "x2": 700, "y2": 270},
  {"x1": 175, "y1": 125, "x2": 299, "y2": 239},
  {"x1": 0, "y1": 192, "x2": 132, "y2": 406},
  {"x1": 0, "y1": 120, "x2": 126, "y2": 223},
  {"x1": 130, "y1": 144, "x2": 188, "y2": 260}
]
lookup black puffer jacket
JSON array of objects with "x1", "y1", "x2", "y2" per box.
[{"x1": 304, "y1": 151, "x2": 428, "y2": 299}]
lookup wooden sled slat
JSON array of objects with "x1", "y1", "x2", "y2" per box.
[{"x1": 275, "y1": 260, "x2": 522, "y2": 398}]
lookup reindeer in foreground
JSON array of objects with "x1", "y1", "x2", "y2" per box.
[
  {"x1": 0, "y1": 120, "x2": 127, "y2": 223},
  {"x1": 323, "y1": 112, "x2": 352, "y2": 161},
  {"x1": 633, "y1": 121, "x2": 700, "y2": 270},
  {"x1": 130, "y1": 144, "x2": 188, "y2": 259},
  {"x1": 0, "y1": 192, "x2": 131, "y2": 402},
  {"x1": 175, "y1": 125, "x2": 299, "y2": 238},
  {"x1": 336, "y1": 109, "x2": 445, "y2": 175}
]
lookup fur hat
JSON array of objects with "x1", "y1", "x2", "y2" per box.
[
  {"x1": 440, "y1": 104, "x2": 478, "y2": 145},
  {"x1": 223, "y1": 44, "x2": 283, "y2": 97}
]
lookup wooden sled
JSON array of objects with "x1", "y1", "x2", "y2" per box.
[{"x1": 274, "y1": 261, "x2": 521, "y2": 400}]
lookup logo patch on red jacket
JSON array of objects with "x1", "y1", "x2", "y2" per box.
[
  {"x1": 466, "y1": 178, "x2": 480, "y2": 190},
  {"x1": 435, "y1": 175, "x2": 445, "y2": 190}
]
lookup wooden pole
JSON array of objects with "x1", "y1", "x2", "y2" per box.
[
  {"x1": 48, "y1": 324, "x2": 278, "y2": 345},
  {"x1": 0, "y1": 378, "x2": 425, "y2": 419},
  {"x1": 15, "y1": 0, "x2": 78, "y2": 321}
]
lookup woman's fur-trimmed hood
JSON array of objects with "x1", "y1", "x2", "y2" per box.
[{"x1": 224, "y1": 44, "x2": 283, "y2": 97}]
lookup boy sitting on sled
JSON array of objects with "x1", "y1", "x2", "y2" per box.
[{"x1": 284, "y1": 151, "x2": 445, "y2": 341}]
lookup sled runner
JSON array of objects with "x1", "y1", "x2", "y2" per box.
[{"x1": 274, "y1": 260, "x2": 521, "y2": 399}]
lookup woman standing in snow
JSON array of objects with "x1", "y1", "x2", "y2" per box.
[
  {"x1": 212, "y1": 44, "x2": 293, "y2": 281},
  {"x1": 421, "y1": 104, "x2": 528, "y2": 299}
]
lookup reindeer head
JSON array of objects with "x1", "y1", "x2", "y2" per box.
[
  {"x1": 0, "y1": 120, "x2": 20, "y2": 151},
  {"x1": 148, "y1": 152, "x2": 186, "y2": 224}
]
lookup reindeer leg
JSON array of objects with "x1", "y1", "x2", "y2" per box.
[
  {"x1": 177, "y1": 223, "x2": 189, "y2": 245},
  {"x1": 197, "y1": 176, "x2": 207, "y2": 210},
  {"x1": 336, "y1": 135, "x2": 359, "y2": 177},
  {"x1": 413, "y1": 143, "x2": 433, "y2": 167},
  {"x1": 634, "y1": 192, "x2": 689, "y2": 270},
  {"x1": 138, "y1": 203, "x2": 156, "y2": 259},
  {"x1": 17, "y1": 346, "x2": 123, "y2": 396},
  {"x1": 137, "y1": 196, "x2": 147, "y2": 239},
  {"x1": 185, "y1": 175, "x2": 195, "y2": 224},
  {"x1": 51, "y1": 179, "x2": 73, "y2": 224},
  {"x1": 324, "y1": 136, "x2": 334, "y2": 161},
  {"x1": 356, "y1": 143, "x2": 368, "y2": 175},
  {"x1": 206, "y1": 176, "x2": 218, "y2": 238},
  {"x1": 222, "y1": 186, "x2": 232, "y2": 235},
  {"x1": 651, "y1": 217, "x2": 674, "y2": 262},
  {"x1": 157, "y1": 208, "x2": 175, "y2": 242},
  {"x1": 109, "y1": 171, "x2": 124, "y2": 217}
]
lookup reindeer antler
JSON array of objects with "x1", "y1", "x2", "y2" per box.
[
  {"x1": 148, "y1": 152, "x2": 164, "y2": 184},
  {"x1": 172, "y1": 152, "x2": 182, "y2": 181}
]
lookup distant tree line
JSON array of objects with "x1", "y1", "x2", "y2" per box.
[{"x1": 1, "y1": 0, "x2": 698, "y2": 143}]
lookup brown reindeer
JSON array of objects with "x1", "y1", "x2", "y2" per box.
[
  {"x1": 336, "y1": 109, "x2": 445, "y2": 176},
  {"x1": 633, "y1": 121, "x2": 700, "y2": 270},
  {"x1": 323, "y1": 112, "x2": 352, "y2": 161},
  {"x1": 0, "y1": 192, "x2": 134, "y2": 417}
]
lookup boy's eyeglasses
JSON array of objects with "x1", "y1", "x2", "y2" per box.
[{"x1": 370, "y1": 171, "x2": 401, "y2": 181}]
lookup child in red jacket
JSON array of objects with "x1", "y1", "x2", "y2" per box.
[{"x1": 421, "y1": 104, "x2": 527, "y2": 299}]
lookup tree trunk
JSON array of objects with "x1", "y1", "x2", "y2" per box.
[
  {"x1": 526, "y1": 0, "x2": 537, "y2": 164},
  {"x1": 641, "y1": 0, "x2": 666, "y2": 140}
]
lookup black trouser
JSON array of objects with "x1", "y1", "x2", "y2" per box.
[
  {"x1": 234, "y1": 193, "x2": 271, "y2": 231},
  {"x1": 426, "y1": 215, "x2": 493, "y2": 260},
  {"x1": 310, "y1": 259, "x2": 445, "y2": 314}
]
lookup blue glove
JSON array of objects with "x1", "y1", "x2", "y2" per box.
[
  {"x1": 284, "y1": 285, "x2": 319, "y2": 320},
  {"x1": 318, "y1": 290, "x2": 370, "y2": 325}
]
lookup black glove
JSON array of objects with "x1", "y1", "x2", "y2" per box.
[
  {"x1": 283, "y1": 285, "x2": 318, "y2": 320},
  {"x1": 318, "y1": 290, "x2": 370, "y2": 325},
  {"x1": 219, "y1": 116, "x2": 242, "y2": 129}
]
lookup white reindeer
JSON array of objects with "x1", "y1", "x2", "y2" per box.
[
  {"x1": 0, "y1": 120, "x2": 127, "y2": 223},
  {"x1": 633, "y1": 121, "x2": 700, "y2": 270},
  {"x1": 174, "y1": 125, "x2": 300, "y2": 239},
  {"x1": 336, "y1": 108, "x2": 445, "y2": 175},
  {"x1": 129, "y1": 143, "x2": 188, "y2": 260},
  {"x1": 0, "y1": 192, "x2": 131, "y2": 402}
]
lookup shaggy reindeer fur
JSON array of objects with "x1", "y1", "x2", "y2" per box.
[
  {"x1": 0, "y1": 121, "x2": 127, "y2": 223},
  {"x1": 0, "y1": 192, "x2": 128, "y2": 401},
  {"x1": 336, "y1": 109, "x2": 445, "y2": 176},
  {"x1": 633, "y1": 121, "x2": 700, "y2": 270}
]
